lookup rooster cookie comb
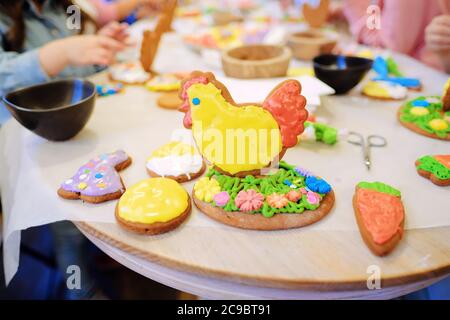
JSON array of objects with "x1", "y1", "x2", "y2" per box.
[{"x1": 178, "y1": 71, "x2": 308, "y2": 177}]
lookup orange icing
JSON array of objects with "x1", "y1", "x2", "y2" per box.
[
  {"x1": 356, "y1": 188, "x2": 404, "y2": 245},
  {"x1": 435, "y1": 155, "x2": 450, "y2": 168}
]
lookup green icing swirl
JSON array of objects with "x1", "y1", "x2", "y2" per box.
[
  {"x1": 417, "y1": 156, "x2": 450, "y2": 180},
  {"x1": 209, "y1": 161, "x2": 323, "y2": 217},
  {"x1": 400, "y1": 97, "x2": 450, "y2": 138},
  {"x1": 357, "y1": 181, "x2": 401, "y2": 197}
]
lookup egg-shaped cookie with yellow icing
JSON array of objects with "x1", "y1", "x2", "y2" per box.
[
  {"x1": 362, "y1": 81, "x2": 408, "y2": 100},
  {"x1": 115, "y1": 178, "x2": 191, "y2": 235},
  {"x1": 146, "y1": 141, "x2": 205, "y2": 182}
]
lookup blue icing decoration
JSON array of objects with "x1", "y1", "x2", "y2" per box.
[
  {"x1": 412, "y1": 100, "x2": 430, "y2": 107},
  {"x1": 192, "y1": 97, "x2": 201, "y2": 105},
  {"x1": 305, "y1": 176, "x2": 331, "y2": 194},
  {"x1": 95, "y1": 173, "x2": 104, "y2": 179}
]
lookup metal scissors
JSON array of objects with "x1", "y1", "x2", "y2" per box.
[{"x1": 347, "y1": 132, "x2": 387, "y2": 170}]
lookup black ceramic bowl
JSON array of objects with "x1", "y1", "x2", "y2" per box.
[
  {"x1": 313, "y1": 54, "x2": 373, "y2": 94},
  {"x1": 3, "y1": 79, "x2": 96, "y2": 141}
]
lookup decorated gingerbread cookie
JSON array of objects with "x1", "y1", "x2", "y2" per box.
[
  {"x1": 362, "y1": 80, "x2": 408, "y2": 101},
  {"x1": 302, "y1": 0, "x2": 330, "y2": 28},
  {"x1": 58, "y1": 150, "x2": 132, "y2": 203},
  {"x1": 109, "y1": 62, "x2": 151, "y2": 85},
  {"x1": 178, "y1": 71, "x2": 308, "y2": 177},
  {"x1": 192, "y1": 161, "x2": 335, "y2": 230},
  {"x1": 157, "y1": 91, "x2": 184, "y2": 109},
  {"x1": 146, "y1": 141, "x2": 205, "y2": 182},
  {"x1": 115, "y1": 178, "x2": 191, "y2": 235},
  {"x1": 353, "y1": 182, "x2": 405, "y2": 256},
  {"x1": 398, "y1": 96, "x2": 450, "y2": 141},
  {"x1": 415, "y1": 155, "x2": 450, "y2": 187},
  {"x1": 146, "y1": 74, "x2": 182, "y2": 92}
]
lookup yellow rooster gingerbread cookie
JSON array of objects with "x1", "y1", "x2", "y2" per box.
[{"x1": 178, "y1": 71, "x2": 308, "y2": 176}]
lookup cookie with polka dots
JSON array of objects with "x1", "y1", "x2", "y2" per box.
[{"x1": 58, "y1": 150, "x2": 132, "y2": 203}]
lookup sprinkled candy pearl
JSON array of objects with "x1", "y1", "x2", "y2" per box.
[
  {"x1": 78, "y1": 182, "x2": 87, "y2": 190},
  {"x1": 79, "y1": 174, "x2": 87, "y2": 180},
  {"x1": 97, "y1": 183, "x2": 107, "y2": 189},
  {"x1": 65, "y1": 179, "x2": 73, "y2": 185},
  {"x1": 410, "y1": 107, "x2": 429, "y2": 116},
  {"x1": 429, "y1": 119, "x2": 449, "y2": 131},
  {"x1": 95, "y1": 173, "x2": 104, "y2": 179}
]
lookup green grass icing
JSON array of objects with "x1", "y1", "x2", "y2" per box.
[
  {"x1": 357, "y1": 181, "x2": 401, "y2": 197},
  {"x1": 400, "y1": 96, "x2": 450, "y2": 138},
  {"x1": 206, "y1": 161, "x2": 329, "y2": 217},
  {"x1": 417, "y1": 156, "x2": 450, "y2": 180}
]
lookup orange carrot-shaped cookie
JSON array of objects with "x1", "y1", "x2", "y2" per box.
[{"x1": 353, "y1": 182, "x2": 405, "y2": 256}]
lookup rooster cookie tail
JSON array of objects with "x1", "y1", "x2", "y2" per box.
[{"x1": 262, "y1": 80, "x2": 308, "y2": 148}]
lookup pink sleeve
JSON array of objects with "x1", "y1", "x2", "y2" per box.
[
  {"x1": 343, "y1": 0, "x2": 426, "y2": 54},
  {"x1": 89, "y1": 0, "x2": 119, "y2": 26}
]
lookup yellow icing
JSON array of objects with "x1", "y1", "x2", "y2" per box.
[
  {"x1": 194, "y1": 177, "x2": 221, "y2": 202},
  {"x1": 429, "y1": 119, "x2": 449, "y2": 131},
  {"x1": 362, "y1": 81, "x2": 390, "y2": 98},
  {"x1": 117, "y1": 178, "x2": 188, "y2": 224},
  {"x1": 148, "y1": 141, "x2": 196, "y2": 160},
  {"x1": 410, "y1": 107, "x2": 430, "y2": 116},
  {"x1": 187, "y1": 83, "x2": 282, "y2": 174}
]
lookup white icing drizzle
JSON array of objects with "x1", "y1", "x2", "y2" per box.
[
  {"x1": 110, "y1": 62, "x2": 150, "y2": 83},
  {"x1": 147, "y1": 154, "x2": 203, "y2": 177}
]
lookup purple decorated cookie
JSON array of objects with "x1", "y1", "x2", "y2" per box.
[{"x1": 58, "y1": 150, "x2": 131, "y2": 203}]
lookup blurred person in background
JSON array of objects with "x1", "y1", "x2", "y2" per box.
[{"x1": 343, "y1": 0, "x2": 450, "y2": 72}]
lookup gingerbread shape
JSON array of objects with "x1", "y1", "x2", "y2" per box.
[
  {"x1": 146, "y1": 141, "x2": 206, "y2": 182},
  {"x1": 115, "y1": 178, "x2": 191, "y2": 235},
  {"x1": 398, "y1": 96, "x2": 450, "y2": 141},
  {"x1": 353, "y1": 182, "x2": 405, "y2": 256},
  {"x1": 415, "y1": 155, "x2": 450, "y2": 187},
  {"x1": 58, "y1": 150, "x2": 132, "y2": 203},
  {"x1": 302, "y1": 0, "x2": 330, "y2": 28},
  {"x1": 362, "y1": 80, "x2": 408, "y2": 101},
  {"x1": 178, "y1": 71, "x2": 308, "y2": 177}
]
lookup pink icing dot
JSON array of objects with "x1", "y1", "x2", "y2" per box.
[{"x1": 307, "y1": 191, "x2": 320, "y2": 205}]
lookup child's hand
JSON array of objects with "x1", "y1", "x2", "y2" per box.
[
  {"x1": 40, "y1": 35, "x2": 126, "y2": 76},
  {"x1": 98, "y1": 21, "x2": 129, "y2": 43},
  {"x1": 426, "y1": 15, "x2": 450, "y2": 52},
  {"x1": 63, "y1": 35, "x2": 125, "y2": 66}
]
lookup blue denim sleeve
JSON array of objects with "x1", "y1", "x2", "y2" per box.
[{"x1": 0, "y1": 47, "x2": 50, "y2": 96}]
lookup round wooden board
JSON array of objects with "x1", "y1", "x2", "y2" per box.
[{"x1": 75, "y1": 220, "x2": 450, "y2": 291}]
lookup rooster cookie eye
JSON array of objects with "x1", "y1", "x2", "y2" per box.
[{"x1": 192, "y1": 98, "x2": 201, "y2": 105}]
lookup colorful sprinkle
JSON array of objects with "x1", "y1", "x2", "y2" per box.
[
  {"x1": 95, "y1": 173, "x2": 104, "y2": 179},
  {"x1": 78, "y1": 182, "x2": 87, "y2": 190}
]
